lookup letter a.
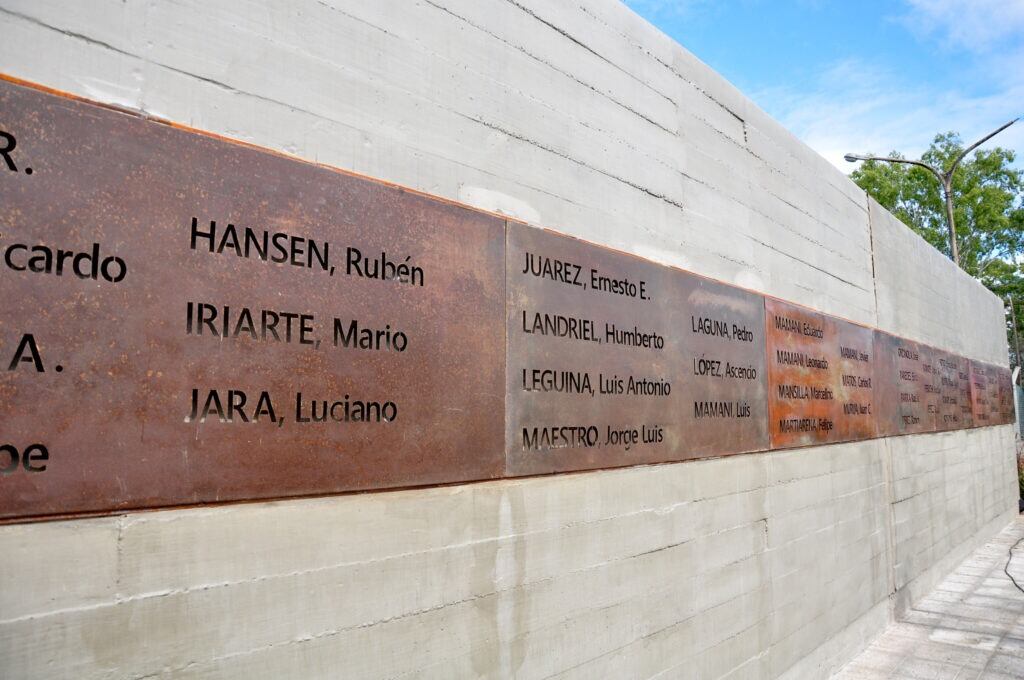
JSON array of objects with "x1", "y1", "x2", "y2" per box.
[{"x1": 8, "y1": 333, "x2": 44, "y2": 371}]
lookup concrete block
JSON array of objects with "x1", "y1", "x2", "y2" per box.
[
  {"x1": 0, "y1": 517, "x2": 119, "y2": 622},
  {"x1": 870, "y1": 197, "x2": 1005, "y2": 363}
]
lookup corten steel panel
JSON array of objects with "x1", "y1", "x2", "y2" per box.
[
  {"x1": 918, "y1": 344, "x2": 943, "y2": 431},
  {"x1": 986, "y1": 363, "x2": 1003, "y2": 424},
  {"x1": 874, "y1": 333, "x2": 938, "y2": 436},
  {"x1": 0, "y1": 80, "x2": 506, "y2": 519},
  {"x1": 832, "y1": 316, "x2": 878, "y2": 442},
  {"x1": 997, "y1": 367, "x2": 1015, "y2": 425},
  {"x1": 988, "y1": 363, "x2": 1015, "y2": 426},
  {"x1": 871, "y1": 332, "x2": 895, "y2": 437},
  {"x1": 969, "y1": 360, "x2": 1002, "y2": 427},
  {"x1": 958, "y1": 354, "x2": 976, "y2": 429},
  {"x1": 936, "y1": 351, "x2": 973, "y2": 430},
  {"x1": 765, "y1": 299, "x2": 877, "y2": 448},
  {"x1": 505, "y1": 222, "x2": 768, "y2": 476}
]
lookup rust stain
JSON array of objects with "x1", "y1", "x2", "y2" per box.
[
  {"x1": 0, "y1": 78, "x2": 505, "y2": 520},
  {"x1": 766, "y1": 299, "x2": 877, "y2": 449},
  {"x1": 874, "y1": 333, "x2": 938, "y2": 436},
  {"x1": 0, "y1": 75, "x2": 1016, "y2": 523},
  {"x1": 505, "y1": 222, "x2": 768, "y2": 477},
  {"x1": 971, "y1": 360, "x2": 1013, "y2": 427}
]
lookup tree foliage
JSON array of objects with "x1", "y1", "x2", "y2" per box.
[{"x1": 850, "y1": 132, "x2": 1024, "y2": 365}]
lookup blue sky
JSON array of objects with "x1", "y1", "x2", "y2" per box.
[{"x1": 624, "y1": 0, "x2": 1024, "y2": 171}]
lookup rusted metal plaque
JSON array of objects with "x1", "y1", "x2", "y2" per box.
[
  {"x1": 766, "y1": 299, "x2": 835, "y2": 448},
  {"x1": 976, "y1": 362, "x2": 1015, "y2": 427},
  {"x1": 997, "y1": 367, "x2": 1015, "y2": 425},
  {"x1": 936, "y1": 351, "x2": 973, "y2": 430},
  {"x1": 765, "y1": 299, "x2": 877, "y2": 448},
  {"x1": 918, "y1": 344, "x2": 943, "y2": 431},
  {"x1": 0, "y1": 79, "x2": 506, "y2": 519},
  {"x1": 875, "y1": 333, "x2": 938, "y2": 436},
  {"x1": 505, "y1": 222, "x2": 768, "y2": 476},
  {"x1": 831, "y1": 316, "x2": 878, "y2": 442},
  {"x1": 969, "y1": 361, "x2": 1002, "y2": 427}
]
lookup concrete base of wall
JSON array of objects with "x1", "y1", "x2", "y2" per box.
[
  {"x1": 0, "y1": 427, "x2": 1016, "y2": 679},
  {"x1": 893, "y1": 509, "x2": 1018, "y2": 619}
]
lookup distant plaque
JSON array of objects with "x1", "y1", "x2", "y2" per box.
[
  {"x1": 987, "y1": 360, "x2": 1019, "y2": 426},
  {"x1": 935, "y1": 350, "x2": 973, "y2": 430},
  {"x1": 918, "y1": 344, "x2": 943, "y2": 430},
  {"x1": 505, "y1": 222, "x2": 768, "y2": 476},
  {"x1": 0, "y1": 80, "x2": 506, "y2": 519},
  {"x1": 993, "y1": 364, "x2": 1015, "y2": 426},
  {"x1": 875, "y1": 333, "x2": 937, "y2": 436},
  {"x1": 969, "y1": 360, "x2": 1001, "y2": 427},
  {"x1": 765, "y1": 299, "x2": 877, "y2": 448}
]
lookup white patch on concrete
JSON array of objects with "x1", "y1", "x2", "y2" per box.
[
  {"x1": 76, "y1": 76, "x2": 141, "y2": 110},
  {"x1": 734, "y1": 269, "x2": 766, "y2": 293},
  {"x1": 458, "y1": 185, "x2": 541, "y2": 225},
  {"x1": 632, "y1": 244, "x2": 689, "y2": 271}
]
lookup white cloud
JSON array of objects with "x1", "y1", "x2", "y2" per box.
[
  {"x1": 753, "y1": 62, "x2": 1024, "y2": 171},
  {"x1": 625, "y1": 0, "x2": 1024, "y2": 170},
  {"x1": 901, "y1": 0, "x2": 1024, "y2": 51},
  {"x1": 621, "y1": 0, "x2": 707, "y2": 19},
  {"x1": 752, "y1": 1, "x2": 1024, "y2": 172}
]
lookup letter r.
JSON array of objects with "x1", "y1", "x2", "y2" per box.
[{"x1": 0, "y1": 130, "x2": 18, "y2": 172}]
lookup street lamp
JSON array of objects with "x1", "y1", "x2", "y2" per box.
[{"x1": 844, "y1": 117, "x2": 1019, "y2": 268}]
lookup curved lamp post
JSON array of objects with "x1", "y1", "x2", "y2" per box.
[{"x1": 844, "y1": 117, "x2": 1019, "y2": 268}]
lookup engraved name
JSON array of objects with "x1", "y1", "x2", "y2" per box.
[
  {"x1": 776, "y1": 350, "x2": 828, "y2": 370},
  {"x1": 774, "y1": 315, "x2": 823, "y2": 338}
]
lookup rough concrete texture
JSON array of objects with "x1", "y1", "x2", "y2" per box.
[
  {"x1": 0, "y1": 1, "x2": 1017, "y2": 678},
  {"x1": 870, "y1": 198, "x2": 1008, "y2": 366},
  {"x1": 0, "y1": 0, "x2": 875, "y2": 324},
  {"x1": 832, "y1": 516, "x2": 1024, "y2": 679}
]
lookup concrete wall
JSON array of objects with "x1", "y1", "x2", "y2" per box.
[{"x1": 0, "y1": 1, "x2": 1016, "y2": 679}]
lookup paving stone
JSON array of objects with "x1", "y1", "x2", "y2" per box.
[{"x1": 833, "y1": 518, "x2": 1024, "y2": 680}]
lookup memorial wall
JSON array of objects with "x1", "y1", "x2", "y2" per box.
[
  {"x1": 0, "y1": 1, "x2": 1018, "y2": 679},
  {"x1": 0, "y1": 78, "x2": 1013, "y2": 521}
]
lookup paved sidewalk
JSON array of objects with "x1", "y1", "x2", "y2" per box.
[{"x1": 833, "y1": 516, "x2": 1024, "y2": 679}]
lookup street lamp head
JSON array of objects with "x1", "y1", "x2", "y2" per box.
[{"x1": 843, "y1": 153, "x2": 862, "y2": 163}]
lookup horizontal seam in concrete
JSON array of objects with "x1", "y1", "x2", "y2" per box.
[
  {"x1": 4, "y1": 6, "x2": 876, "y2": 291},
  {"x1": 113, "y1": 543, "x2": 769, "y2": 680},
  {"x1": 1, "y1": 497, "x2": 773, "y2": 625},
  {"x1": 502, "y1": 0, "x2": 677, "y2": 112},
  {"x1": 420, "y1": 0, "x2": 678, "y2": 138},
  {"x1": 321, "y1": 0, "x2": 685, "y2": 182}
]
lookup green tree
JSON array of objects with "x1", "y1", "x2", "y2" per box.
[{"x1": 850, "y1": 133, "x2": 1024, "y2": 365}]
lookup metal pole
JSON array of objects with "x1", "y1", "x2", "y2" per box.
[
  {"x1": 941, "y1": 176, "x2": 959, "y2": 266},
  {"x1": 844, "y1": 117, "x2": 1020, "y2": 270},
  {"x1": 1011, "y1": 297, "x2": 1023, "y2": 371}
]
